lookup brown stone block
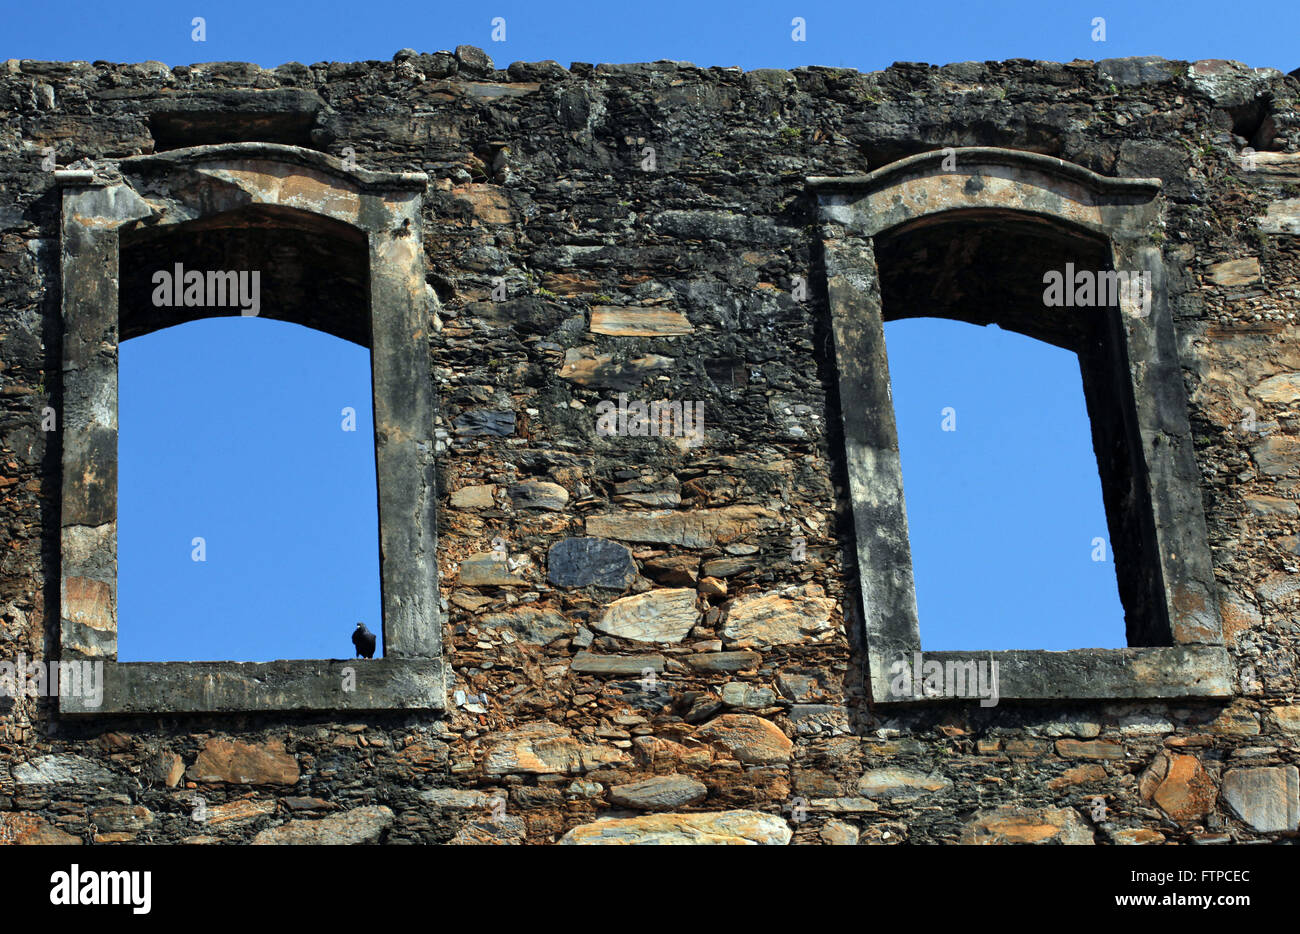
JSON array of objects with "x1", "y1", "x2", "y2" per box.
[
  {"x1": 1048, "y1": 764, "x2": 1108, "y2": 791},
  {"x1": 451, "y1": 184, "x2": 512, "y2": 224},
  {"x1": 0, "y1": 812, "x2": 81, "y2": 845},
  {"x1": 188, "y1": 738, "x2": 301, "y2": 785},
  {"x1": 62, "y1": 576, "x2": 113, "y2": 630},
  {"x1": 1139, "y1": 750, "x2": 1216, "y2": 824},
  {"x1": 959, "y1": 806, "x2": 1094, "y2": 845}
]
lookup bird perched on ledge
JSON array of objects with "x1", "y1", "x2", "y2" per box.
[{"x1": 352, "y1": 622, "x2": 377, "y2": 659}]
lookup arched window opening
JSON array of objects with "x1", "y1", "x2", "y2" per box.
[
  {"x1": 884, "y1": 318, "x2": 1125, "y2": 650},
  {"x1": 874, "y1": 210, "x2": 1160, "y2": 651},
  {"x1": 816, "y1": 148, "x2": 1229, "y2": 703},
  {"x1": 116, "y1": 207, "x2": 381, "y2": 662},
  {"x1": 58, "y1": 147, "x2": 442, "y2": 713}
]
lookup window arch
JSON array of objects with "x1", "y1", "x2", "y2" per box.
[
  {"x1": 813, "y1": 148, "x2": 1230, "y2": 704},
  {"x1": 57, "y1": 144, "x2": 442, "y2": 713}
]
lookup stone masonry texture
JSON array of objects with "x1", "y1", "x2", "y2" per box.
[{"x1": 1, "y1": 47, "x2": 1299, "y2": 844}]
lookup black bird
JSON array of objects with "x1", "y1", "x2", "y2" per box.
[{"x1": 352, "y1": 622, "x2": 377, "y2": 659}]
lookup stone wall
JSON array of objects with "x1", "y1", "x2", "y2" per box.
[{"x1": 0, "y1": 47, "x2": 1298, "y2": 844}]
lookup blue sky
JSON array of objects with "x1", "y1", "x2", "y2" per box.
[
  {"x1": 117, "y1": 320, "x2": 380, "y2": 661},
  {"x1": 10, "y1": 0, "x2": 1289, "y2": 659},
  {"x1": 886, "y1": 321, "x2": 1124, "y2": 650},
  {"x1": 5, "y1": 1, "x2": 1297, "y2": 74}
]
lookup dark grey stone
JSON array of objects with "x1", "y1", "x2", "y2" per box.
[
  {"x1": 506, "y1": 60, "x2": 569, "y2": 82},
  {"x1": 1097, "y1": 57, "x2": 1179, "y2": 87},
  {"x1": 454, "y1": 45, "x2": 494, "y2": 76},
  {"x1": 454, "y1": 409, "x2": 516, "y2": 437},
  {"x1": 685, "y1": 651, "x2": 762, "y2": 672},
  {"x1": 547, "y1": 537, "x2": 636, "y2": 589},
  {"x1": 416, "y1": 51, "x2": 458, "y2": 78}
]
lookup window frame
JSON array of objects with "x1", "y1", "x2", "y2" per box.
[
  {"x1": 56, "y1": 143, "x2": 444, "y2": 714},
  {"x1": 812, "y1": 147, "x2": 1231, "y2": 705}
]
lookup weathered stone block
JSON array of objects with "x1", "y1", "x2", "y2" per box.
[
  {"x1": 721, "y1": 590, "x2": 836, "y2": 646},
  {"x1": 594, "y1": 588, "x2": 699, "y2": 643},
  {"x1": 1139, "y1": 751, "x2": 1216, "y2": 824},
  {"x1": 857, "y1": 769, "x2": 952, "y2": 799},
  {"x1": 477, "y1": 721, "x2": 628, "y2": 776},
  {"x1": 188, "y1": 738, "x2": 300, "y2": 786},
  {"x1": 547, "y1": 537, "x2": 637, "y2": 589},
  {"x1": 477, "y1": 607, "x2": 575, "y2": 645},
  {"x1": 696, "y1": 714, "x2": 792, "y2": 765},
  {"x1": 252, "y1": 805, "x2": 393, "y2": 844},
  {"x1": 959, "y1": 806, "x2": 1094, "y2": 845},
  {"x1": 559, "y1": 809, "x2": 791, "y2": 844},
  {"x1": 1221, "y1": 766, "x2": 1300, "y2": 832},
  {"x1": 608, "y1": 775, "x2": 708, "y2": 810}
]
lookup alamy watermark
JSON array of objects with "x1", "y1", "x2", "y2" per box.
[
  {"x1": 595, "y1": 392, "x2": 705, "y2": 447},
  {"x1": 0, "y1": 653, "x2": 104, "y2": 708},
  {"x1": 1042, "y1": 263, "x2": 1150, "y2": 317},
  {"x1": 50, "y1": 864, "x2": 150, "y2": 914},
  {"x1": 888, "y1": 652, "x2": 1000, "y2": 707},
  {"x1": 152, "y1": 263, "x2": 261, "y2": 316}
]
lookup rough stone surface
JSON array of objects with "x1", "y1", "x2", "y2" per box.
[
  {"x1": 477, "y1": 606, "x2": 575, "y2": 645},
  {"x1": 586, "y1": 506, "x2": 779, "y2": 548},
  {"x1": 204, "y1": 800, "x2": 277, "y2": 826},
  {"x1": 721, "y1": 590, "x2": 837, "y2": 646},
  {"x1": 477, "y1": 721, "x2": 629, "y2": 776},
  {"x1": 450, "y1": 484, "x2": 495, "y2": 508},
  {"x1": 959, "y1": 806, "x2": 1095, "y2": 845},
  {"x1": 721, "y1": 682, "x2": 777, "y2": 708},
  {"x1": 696, "y1": 714, "x2": 793, "y2": 765},
  {"x1": 559, "y1": 809, "x2": 792, "y2": 844},
  {"x1": 458, "y1": 553, "x2": 528, "y2": 587},
  {"x1": 188, "y1": 739, "x2": 300, "y2": 786},
  {"x1": 547, "y1": 537, "x2": 637, "y2": 589},
  {"x1": 12, "y1": 755, "x2": 122, "y2": 790},
  {"x1": 251, "y1": 805, "x2": 394, "y2": 844},
  {"x1": 594, "y1": 588, "x2": 699, "y2": 643},
  {"x1": 1, "y1": 47, "x2": 1297, "y2": 846},
  {"x1": 589, "y1": 306, "x2": 694, "y2": 336},
  {"x1": 1139, "y1": 751, "x2": 1217, "y2": 825},
  {"x1": 819, "y1": 820, "x2": 860, "y2": 845},
  {"x1": 1221, "y1": 766, "x2": 1300, "y2": 832},
  {"x1": 1206, "y1": 257, "x2": 1260, "y2": 286},
  {"x1": 453, "y1": 410, "x2": 515, "y2": 437},
  {"x1": 608, "y1": 775, "x2": 708, "y2": 810},
  {"x1": 449, "y1": 814, "x2": 527, "y2": 844},
  {"x1": 686, "y1": 651, "x2": 762, "y2": 672},
  {"x1": 570, "y1": 652, "x2": 665, "y2": 675},
  {"x1": 857, "y1": 768, "x2": 953, "y2": 799},
  {"x1": 508, "y1": 480, "x2": 569, "y2": 511},
  {"x1": 0, "y1": 812, "x2": 82, "y2": 844}
]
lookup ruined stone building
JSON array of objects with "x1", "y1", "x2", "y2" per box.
[{"x1": 0, "y1": 46, "x2": 1298, "y2": 844}]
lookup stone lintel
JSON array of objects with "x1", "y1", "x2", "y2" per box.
[
  {"x1": 872, "y1": 646, "x2": 1232, "y2": 705},
  {"x1": 59, "y1": 658, "x2": 446, "y2": 715}
]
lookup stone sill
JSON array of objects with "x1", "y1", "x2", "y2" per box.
[
  {"x1": 58, "y1": 657, "x2": 446, "y2": 714},
  {"x1": 871, "y1": 645, "x2": 1232, "y2": 705}
]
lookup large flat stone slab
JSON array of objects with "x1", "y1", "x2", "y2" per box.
[
  {"x1": 560, "y1": 809, "x2": 791, "y2": 844},
  {"x1": 477, "y1": 721, "x2": 629, "y2": 776},
  {"x1": 586, "y1": 506, "x2": 778, "y2": 548},
  {"x1": 1221, "y1": 766, "x2": 1300, "y2": 832},
  {"x1": 608, "y1": 775, "x2": 708, "y2": 811},
  {"x1": 252, "y1": 805, "x2": 394, "y2": 844},
  {"x1": 594, "y1": 588, "x2": 699, "y2": 643}
]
